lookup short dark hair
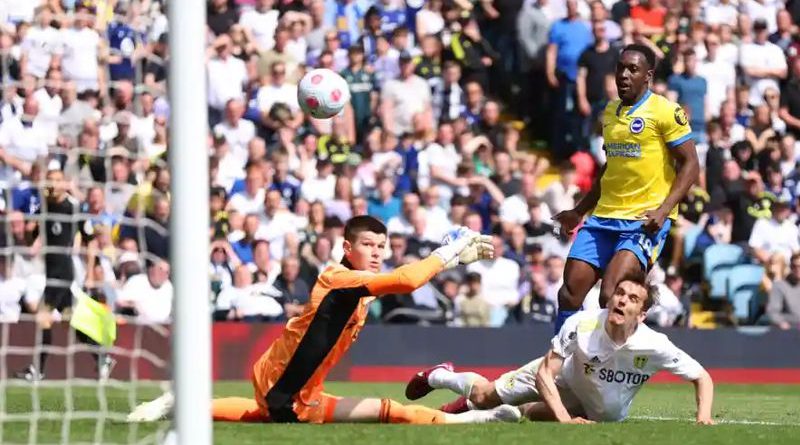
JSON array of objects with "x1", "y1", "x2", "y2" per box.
[
  {"x1": 344, "y1": 215, "x2": 387, "y2": 243},
  {"x1": 617, "y1": 268, "x2": 659, "y2": 312},
  {"x1": 622, "y1": 44, "x2": 657, "y2": 71}
]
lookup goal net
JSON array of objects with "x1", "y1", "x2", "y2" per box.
[
  {"x1": 0, "y1": 315, "x2": 172, "y2": 445},
  {"x1": 0, "y1": 59, "x2": 178, "y2": 445}
]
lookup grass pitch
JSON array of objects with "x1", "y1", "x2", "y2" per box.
[{"x1": 2, "y1": 381, "x2": 798, "y2": 444}]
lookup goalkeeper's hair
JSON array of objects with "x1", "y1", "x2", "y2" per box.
[
  {"x1": 618, "y1": 268, "x2": 659, "y2": 312},
  {"x1": 344, "y1": 215, "x2": 387, "y2": 242}
]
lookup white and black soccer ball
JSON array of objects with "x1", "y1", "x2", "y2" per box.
[{"x1": 297, "y1": 68, "x2": 350, "y2": 119}]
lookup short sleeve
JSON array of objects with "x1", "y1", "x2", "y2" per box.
[
  {"x1": 551, "y1": 312, "x2": 581, "y2": 358},
  {"x1": 660, "y1": 102, "x2": 693, "y2": 148},
  {"x1": 653, "y1": 336, "x2": 705, "y2": 381},
  {"x1": 548, "y1": 21, "x2": 561, "y2": 45}
]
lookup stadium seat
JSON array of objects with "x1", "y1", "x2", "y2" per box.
[
  {"x1": 727, "y1": 264, "x2": 765, "y2": 322},
  {"x1": 683, "y1": 225, "x2": 704, "y2": 260},
  {"x1": 703, "y1": 244, "x2": 745, "y2": 299}
]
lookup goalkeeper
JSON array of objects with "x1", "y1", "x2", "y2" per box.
[{"x1": 130, "y1": 215, "x2": 520, "y2": 425}]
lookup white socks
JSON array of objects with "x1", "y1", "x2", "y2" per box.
[
  {"x1": 444, "y1": 405, "x2": 521, "y2": 424},
  {"x1": 428, "y1": 368, "x2": 481, "y2": 399}
]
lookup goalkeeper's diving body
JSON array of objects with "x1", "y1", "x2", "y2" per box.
[
  {"x1": 551, "y1": 43, "x2": 700, "y2": 333},
  {"x1": 129, "y1": 216, "x2": 521, "y2": 424},
  {"x1": 405, "y1": 271, "x2": 715, "y2": 425}
]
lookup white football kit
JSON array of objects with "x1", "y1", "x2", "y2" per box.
[{"x1": 494, "y1": 309, "x2": 705, "y2": 421}]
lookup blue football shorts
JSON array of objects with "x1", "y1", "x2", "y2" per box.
[{"x1": 567, "y1": 216, "x2": 672, "y2": 271}]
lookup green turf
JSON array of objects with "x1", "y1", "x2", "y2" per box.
[{"x1": 2, "y1": 382, "x2": 799, "y2": 444}]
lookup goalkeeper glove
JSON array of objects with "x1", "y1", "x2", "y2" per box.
[{"x1": 432, "y1": 227, "x2": 495, "y2": 269}]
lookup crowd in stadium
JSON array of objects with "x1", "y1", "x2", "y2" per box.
[{"x1": 0, "y1": 0, "x2": 799, "y2": 330}]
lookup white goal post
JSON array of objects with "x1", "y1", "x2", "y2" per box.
[{"x1": 167, "y1": 1, "x2": 212, "y2": 445}]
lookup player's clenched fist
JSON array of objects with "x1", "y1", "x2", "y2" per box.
[
  {"x1": 433, "y1": 227, "x2": 494, "y2": 269},
  {"x1": 552, "y1": 209, "x2": 583, "y2": 237}
]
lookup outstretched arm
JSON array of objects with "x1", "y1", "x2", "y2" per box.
[
  {"x1": 330, "y1": 230, "x2": 493, "y2": 297},
  {"x1": 692, "y1": 370, "x2": 715, "y2": 425},
  {"x1": 534, "y1": 350, "x2": 594, "y2": 424}
]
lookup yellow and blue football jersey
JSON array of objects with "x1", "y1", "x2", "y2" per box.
[{"x1": 594, "y1": 90, "x2": 692, "y2": 220}]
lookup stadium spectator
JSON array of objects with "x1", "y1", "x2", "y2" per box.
[
  {"x1": 272, "y1": 255, "x2": 310, "y2": 318},
  {"x1": 5, "y1": 0, "x2": 800, "y2": 332},
  {"x1": 466, "y1": 235, "x2": 521, "y2": 326},
  {"x1": 767, "y1": 252, "x2": 800, "y2": 330},
  {"x1": 453, "y1": 272, "x2": 490, "y2": 327},
  {"x1": 116, "y1": 258, "x2": 173, "y2": 325}
]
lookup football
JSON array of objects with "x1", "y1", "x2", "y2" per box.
[{"x1": 297, "y1": 68, "x2": 350, "y2": 119}]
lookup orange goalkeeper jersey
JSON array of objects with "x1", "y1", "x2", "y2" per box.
[{"x1": 252, "y1": 255, "x2": 444, "y2": 422}]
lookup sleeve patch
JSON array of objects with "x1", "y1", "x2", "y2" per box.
[{"x1": 674, "y1": 106, "x2": 688, "y2": 126}]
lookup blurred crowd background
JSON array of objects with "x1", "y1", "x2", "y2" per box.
[{"x1": 1, "y1": 0, "x2": 800, "y2": 330}]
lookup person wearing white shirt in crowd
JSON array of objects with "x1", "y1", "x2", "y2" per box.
[
  {"x1": 749, "y1": 199, "x2": 800, "y2": 265},
  {"x1": 300, "y1": 159, "x2": 336, "y2": 203},
  {"x1": 0, "y1": 255, "x2": 27, "y2": 323},
  {"x1": 0, "y1": 96, "x2": 48, "y2": 187},
  {"x1": 116, "y1": 259, "x2": 173, "y2": 325},
  {"x1": 213, "y1": 98, "x2": 256, "y2": 168},
  {"x1": 381, "y1": 51, "x2": 433, "y2": 137},
  {"x1": 420, "y1": 186, "x2": 454, "y2": 241},
  {"x1": 207, "y1": 34, "x2": 248, "y2": 122},
  {"x1": 741, "y1": 0, "x2": 783, "y2": 33},
  {"x1": 228, "y1": 160, "x2": 267, "y2": 215},
  {"x1": 542, "y1": 162, "x2": 580, "y2": 216},
  {"x1": 702, "y1": 0, "x2": 738, "y2": 28},
  {"x1": 698, "y1": 33, "x2": 735, "y2": 119},
  {"x1": 499, "y1": 173, "x2": 553, "y2": 231},
  {"x1": 740, "y1": 19, "x2": 788, "y2": 107},
  {"x1": 60, "y1": 3, "x2": 105, "y2": 93},
  {"x1": 410, "y1": 272, "x2": 714, "y2": 425},
  {"x1": 255, "y1": 190, "x2": 298, "y2": 261},
  {"x1": 19, "y1": 6, "x2": 61, "y2": 79},
  {"x1": 217, "y1": 264, "x2": 283, "y2": 321},
  {"x1": 239, "y1": 0, "x2": 280, "y2": 52},
  {"x1": 247, "y1": 239, "x2": 283, "y2": 287},
  {"x1": 423, "y1": 123, "x2": 461, "y2": 208},
  {"x1": 387, "y1": 192, "x2": 423, "y2": 236},
  {"x1": 211, "y1": 134, "x2": 246, "y2": 198},
  {"x1": 465, "y1": 235, "x2": 521, "y2": 326},
  {"x1": 32, "y1": 68, "x2": 64, "y2": 146},
  {"x1": 256, "y1": 61, "x2": 302, "y2": 123}
]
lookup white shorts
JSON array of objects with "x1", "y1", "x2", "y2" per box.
[{"x1": 493, "y1": 357, "x2": 584, "y2": 415}]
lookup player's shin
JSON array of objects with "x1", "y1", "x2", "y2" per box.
[
  {"x1": 378, "y1": 399, "x2": 447, "y2": 424},
  {"x1": 428, "y1": 368, "x2": 483, "y2": 399}
]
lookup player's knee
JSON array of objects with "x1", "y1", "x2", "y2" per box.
[
  {"x1": 468, "y1": 382, "x2": 500, "y2": 409},
  {"x1": 599, "y1": 280, "x2": 617, "y2": 308},
  {"x1": 557, "y1": 284, "x2": 583, "y2": 311}
]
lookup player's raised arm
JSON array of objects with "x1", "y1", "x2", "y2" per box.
[{"x1": 323, "y1": 217, "x2": 493, "y2": 297}]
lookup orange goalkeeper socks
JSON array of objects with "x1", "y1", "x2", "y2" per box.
[
  {"x1": 211, "y1": 397, "x2": 269, "y2": 422},
  {"x1": 379, "y1": 398, "x2": 447, "y2": 424}
]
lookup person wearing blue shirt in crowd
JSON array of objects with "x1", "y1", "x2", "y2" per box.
[
  {"x1": 394, "y1": 133, "x2": 419, "y2": 195},
  {"x1": 668, "y1": 49, "x2": 708, "y2": 144},
  {"x1": 107, "y1": 4, "x2": 141, "y2": 82},
  {"x1": 368, "y1": 175, "x2": 402, "y2": 223},
  {"x1": 324, "y1": 0, "x2": 371, "y2": 49},
  {"x1": 546, "y1": 0, "x2": 593, "y2": 158},
  {"x1": 375, "y1": 0, "x2": 407, "y2": 36}
]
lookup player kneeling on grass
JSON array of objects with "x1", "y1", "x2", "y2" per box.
[
  {"x1": 129, "y1": 216, "x2": 521, "y2": 425},
  {"x1": 406, "y1": 270, "x2": 715, "y2": 425}
]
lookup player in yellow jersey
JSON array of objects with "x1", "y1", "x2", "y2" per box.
[{"x1": 551, "y1": 44, "x2": 700, "y2": 333}]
